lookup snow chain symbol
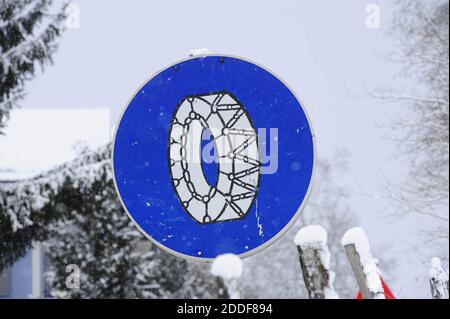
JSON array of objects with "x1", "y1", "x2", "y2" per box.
[{"x1": 169, "y1": 91, "x2": 261, "y2": 224}]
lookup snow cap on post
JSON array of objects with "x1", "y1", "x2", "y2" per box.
[
  {"x1": 294, "y1": 225, "x2": 331, "y2": 271},
  {"x1": 294, "y1": 225, "x2": 328, "y2": 247},
  {"x1": 211, "y1": 253, "x2": 243, "y2": 281},
  {"x1": 341, "y1": 227, "x2": 373, "y2": 250}
]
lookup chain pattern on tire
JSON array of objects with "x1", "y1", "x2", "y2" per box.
[{"x1": 169, "y1": 91, "x2": 261, "y2": 224}]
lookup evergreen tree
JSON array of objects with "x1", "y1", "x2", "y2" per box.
[
  {"x1": 44, "y1": 165, "x2": 139, "y2": 298},
  {"x1": 0, "y1": 0, "x2": 66, "y2": 133},
  {"x1": 0, "y1": 144, "x2": 225, "y2": 298}
]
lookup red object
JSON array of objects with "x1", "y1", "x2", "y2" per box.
[{"x1": 356, "y1": 276, "x2": 395, "y2": 299}]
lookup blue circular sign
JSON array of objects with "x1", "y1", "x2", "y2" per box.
[{"x1": 113, "y1": 55, "x2": 314, "y2": 260}]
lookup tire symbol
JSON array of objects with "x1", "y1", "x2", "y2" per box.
[{"x1": 168, "y1": 91, "x2": 261, "y2": 224}]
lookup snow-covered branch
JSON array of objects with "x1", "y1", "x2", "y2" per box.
[
  {"x1": 0, "y1": 143, "x2": 111, "y2": 228},
  {"x1": 369, "y1": 91, "x2": 448, "y2": 106},
  {"x1": 0, "y1": 144, "x2": 111, "y2": 271}
]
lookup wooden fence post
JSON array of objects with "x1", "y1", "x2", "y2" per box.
[
  {"x1": 341, "y1": 227, "x2": 385, "y2": 299},
  {"x1": 294, "y1": 225, "x2": 339, "y2": 299}
]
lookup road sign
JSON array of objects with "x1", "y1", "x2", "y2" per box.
[{"x1": 113, "y1": 55, "x2": 315, "y2": 260}]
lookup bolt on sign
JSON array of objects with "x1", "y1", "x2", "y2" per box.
[{"x1": 113, "y1": 55, "x2": 315, "y2": 261}]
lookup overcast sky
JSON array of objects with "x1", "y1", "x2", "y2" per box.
[{"x1": 9, "y1": 0, "x2": 433, "y2": 297}]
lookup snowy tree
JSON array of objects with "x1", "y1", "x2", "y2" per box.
[
  {"x1": 134, "y1": 244, "x2": 226, "y2": 299},
  {"x1": 0, "y1": 0, "x2": 67, "y2": 133},
  {"x1": 0, "y1": 144, "x2": 113, "y2": 272},
  {"x1": 377, "y1": 0, "x2": 449, "y2": 264},
  {"x1": 171, "y1": 261, "x2": 229, "y2": 299},
  {"x1": 43, "y1": 158, "x2": 140, "y2": 298},
  {"x1": 0, "y1": 144, "x2": 227, "y2": 298}
]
